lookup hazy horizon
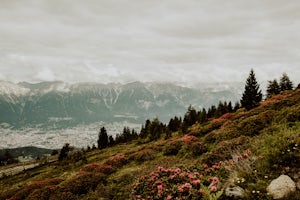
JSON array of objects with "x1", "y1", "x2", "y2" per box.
[{"x1": 0, "y1": 0, "x2": 300, "y2": 85}]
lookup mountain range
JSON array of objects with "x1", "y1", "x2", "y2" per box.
[{"x1": 0, "y1": 81, "x2": 242, "y2": 128}]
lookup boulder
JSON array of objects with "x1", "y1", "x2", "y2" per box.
[
  {"x1": 267, "y1": 175, "x2": 296, "y2": 199},
  {"x1": 225, "y1": 186, "x2": 245, "y2": 198}
]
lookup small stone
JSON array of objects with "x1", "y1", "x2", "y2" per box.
[
  {"x1": 225, "y1": 186, "x2": 245, "y2": 198},
  {"x1": 267, "y1": 175, "x2": 296, "y2": 199}
]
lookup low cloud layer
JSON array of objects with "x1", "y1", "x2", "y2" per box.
[{"x1": 0, "y1": 0, "x2": 299, "y2": 84}]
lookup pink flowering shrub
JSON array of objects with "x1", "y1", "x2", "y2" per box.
[
  {"x1": 179, "y1": 135, "x2": 199, "y2": 144},
  {"x1": 82, "y1": 163, "x2": 115, "y2": 175},
  {"x1": 219, "y1": 113, "x2": 235, "y2": 120},
  {"x1": 8, "y1": 178, "x2": 62, "y2": 200},
  {"x1": 105, "y1": 153, "x2": 128, "y2": 167},
  {"x1": 133, "y1": 166, "x2": 221, "y2": 199}
]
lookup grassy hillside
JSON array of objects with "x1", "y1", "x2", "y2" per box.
[{"x1": 0, "y1": 89, "x2": 299, "y2": 200}]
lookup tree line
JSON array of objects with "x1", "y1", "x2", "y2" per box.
[
  {"x1": 94, "y1": 70, "x2": 295, "y2": 149},
  {"x1": 58, "y1": 69, "x2": 296, "y2": 160}
]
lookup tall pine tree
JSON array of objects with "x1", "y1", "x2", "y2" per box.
[
  {"x1": 279, "y1": 73, "x2": 293, "y2": 91},
  {"x1": 240, "y1": 69, "x2": 262, "y2": 110},
  {"x1": 266, "y1": 79, "x2": 280, "y2": 98},
  {"x1": 97, "y1": 127, "x2": 108, "y2": 149}
]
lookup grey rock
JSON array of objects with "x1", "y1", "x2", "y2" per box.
[
  {"x1": 267, "y1": 175, "x2": 296, "y2": 199},
  {"x1": 225, "y1": 186, "x2": 245, "y2": 198}
]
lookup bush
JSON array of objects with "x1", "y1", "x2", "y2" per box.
[
  {"x1": 57, "y1": 172, "x2": 105, "y2": 196},
  {"x1": 267, "y1": 138, "x2": 299, "y2": 169},
  {"x1": 9, "y1": 178, "x2": 62, "y2": 200},
  {"x1": 163, "y1": 140, "x2": 183, "y2": 156},
  {"x1": 129, "y1": 148, "x2": 156, "y2": 163},
  {"x1": 82, "y1": 163, "x2": 115, "y2": 175},
  {"x1": 198, "y1": 119, "x2": 225, "y2": 136},
  {"x1": 105, "y1": 153, "x2": 128, "y2": 167},
  {"x1": 133, "y1": 166, "x2": 222, "y2": 200},
  {"x1": 238, "y1": 110, "x2": 275, "y2": 136},
  {"x1": 178, "y1": 142, "x2": 207, "y2": 158}
]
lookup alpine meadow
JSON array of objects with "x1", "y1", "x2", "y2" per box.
[{"x1": 1, "y1": 1, "x2": 300, "y2": 200}]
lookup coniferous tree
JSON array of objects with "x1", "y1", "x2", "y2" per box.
[
  {"x1": 266, "y1": 79, "x2": 280, "y2": 98},
  {"x1": 183, "y1": 105, "x2": 197, "y2": 126},
  {"x1": 279, "y1": 73, "x2": 293, "y2": 91},
  {"x1": 207, "y1": 105, "x2": 216, "y2": 118},
  {"x1": 108, "y1": 135, "x2": 115, "y2": 146},
  {"x1": 140, "y1": 119, "x2": 151, "y2": 139},
  {"x1": 228, "y1": 101, "x2": 233, "y2": 113},
  {"x1": 0, "y1": 150, "x2": 18, "y2": 165},
  {"x1": 59, "y1": 143, "x2": 73, "y2": 161},
  {"x1": 149, "y1": 118, "x2": 165, "y2": 141},
  {"x1": 233, "y1": 102, "x2": 240, "y2": 111},
  {"x1": 97, "y1": 127, "x2": 108, "y2": 149},
  {"x1": 198, "y1": 108, "x2": 207, "y2": 124},
  {"x1": 168, "y1": 116, "x2": 182, "y2": 132},
  {"x1": 240, "y1": 69, "x2": 262, "y2": 110}
]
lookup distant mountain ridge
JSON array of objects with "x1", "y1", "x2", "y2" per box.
[{"x1": 0, "y1": 81, "x2": 242, "y2": 128}]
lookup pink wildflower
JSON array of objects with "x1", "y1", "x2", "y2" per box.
[
  {"x1": 179, "y1": 187, "x2": 184, "y2": 193},
  {"x1": 174, "y1": 168, "x2": 181, "y2": 173},
  {"x1": 193, "y1": 172, "x2": 200, "y2": 176},
  {"x1": 236, "y1": 155, "x2": 243, "y2": 160},
  {"x1": 184, "y1": 183, "x2": 192, "y2": 189},
  {"x1": 243, "y1": 153, "x2": 249, "y2": 158},
  {"x1": 212, "y1": 177, "x2": 219, "y2": 185},
  {"x1": 158, "y1": 166, "x2": 163, "y2": 172},
  {"x1": 211, "y1": 186, "x2": 217, "y2": 192},
  {"x1": 167, "y1": 195, "x2": 172, "y2": 200},
  {"x1": 188, "y1": 174, "x2": 195, "y2": 179},
  {"x1": 192, "y1": 179, "x2": 201, "y2": 185}
]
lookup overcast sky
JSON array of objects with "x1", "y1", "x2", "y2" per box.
[{"x1": 0, "y1": 0, "x2": 299, "y2": 85}]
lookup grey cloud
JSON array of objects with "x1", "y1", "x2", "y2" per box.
[{"x1": 0, "y1": 0, "x2": 299, "y2": 85}]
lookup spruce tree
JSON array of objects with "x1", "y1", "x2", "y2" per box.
[
  {"x1": 279, "y1": 73, "x2": 293, "y2": 91},
  {"x1": 97, "y1": 127, "x2": 108, "y2": 149},
  {"x1": 240, "y1": 69, "x2": 262, "y2": 110},
  {"x1": 266, "y1": 79, "x2": 280, "y2": 98},
  {"x1": 108, "y1": 135, "x2": 115, "y2": 146},
  {"x1": 59, "y1": 143, "x2": 72, "y2": 161}
]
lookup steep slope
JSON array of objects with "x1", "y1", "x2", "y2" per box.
[{"x1": 1, "y1": 88, "x2": 299, "y2": 200}]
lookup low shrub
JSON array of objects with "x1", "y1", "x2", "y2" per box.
[
  {"x1": 179, "y1": 134, "x2": 199, "y2": 144},
  {"x1": 178, "y1": 142, "x2": 207, "y2": 158},
  {"x1": 163, "y1": 140, "x2": 183, "y2": 156},
  {"x1": 8, "y1": 178, "x2": 62, "y2": 200},
  {"x1": 82, "y1": 163, "x2": 115, "y2": 175},
  {"x1": 237, "y1": 110, "x2": 275, "y2": 136},
  {"x1": 129, "y1": 148, "x2": 156, "y2": 163},
  {"x1": 105, "y1": 153, "x2": 128, "y2": 167},
  {"x1": 57, "y1": 172, "x2": 105, "y2": 196}
]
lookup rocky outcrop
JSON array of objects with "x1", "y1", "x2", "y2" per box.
[{"x1": 267, "y1": 175, "x2": 296, "y2": 199}]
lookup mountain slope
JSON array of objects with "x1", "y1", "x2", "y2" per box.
[{"x1": 0, "y1": 88, "x2": 299, "y2": 199}]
